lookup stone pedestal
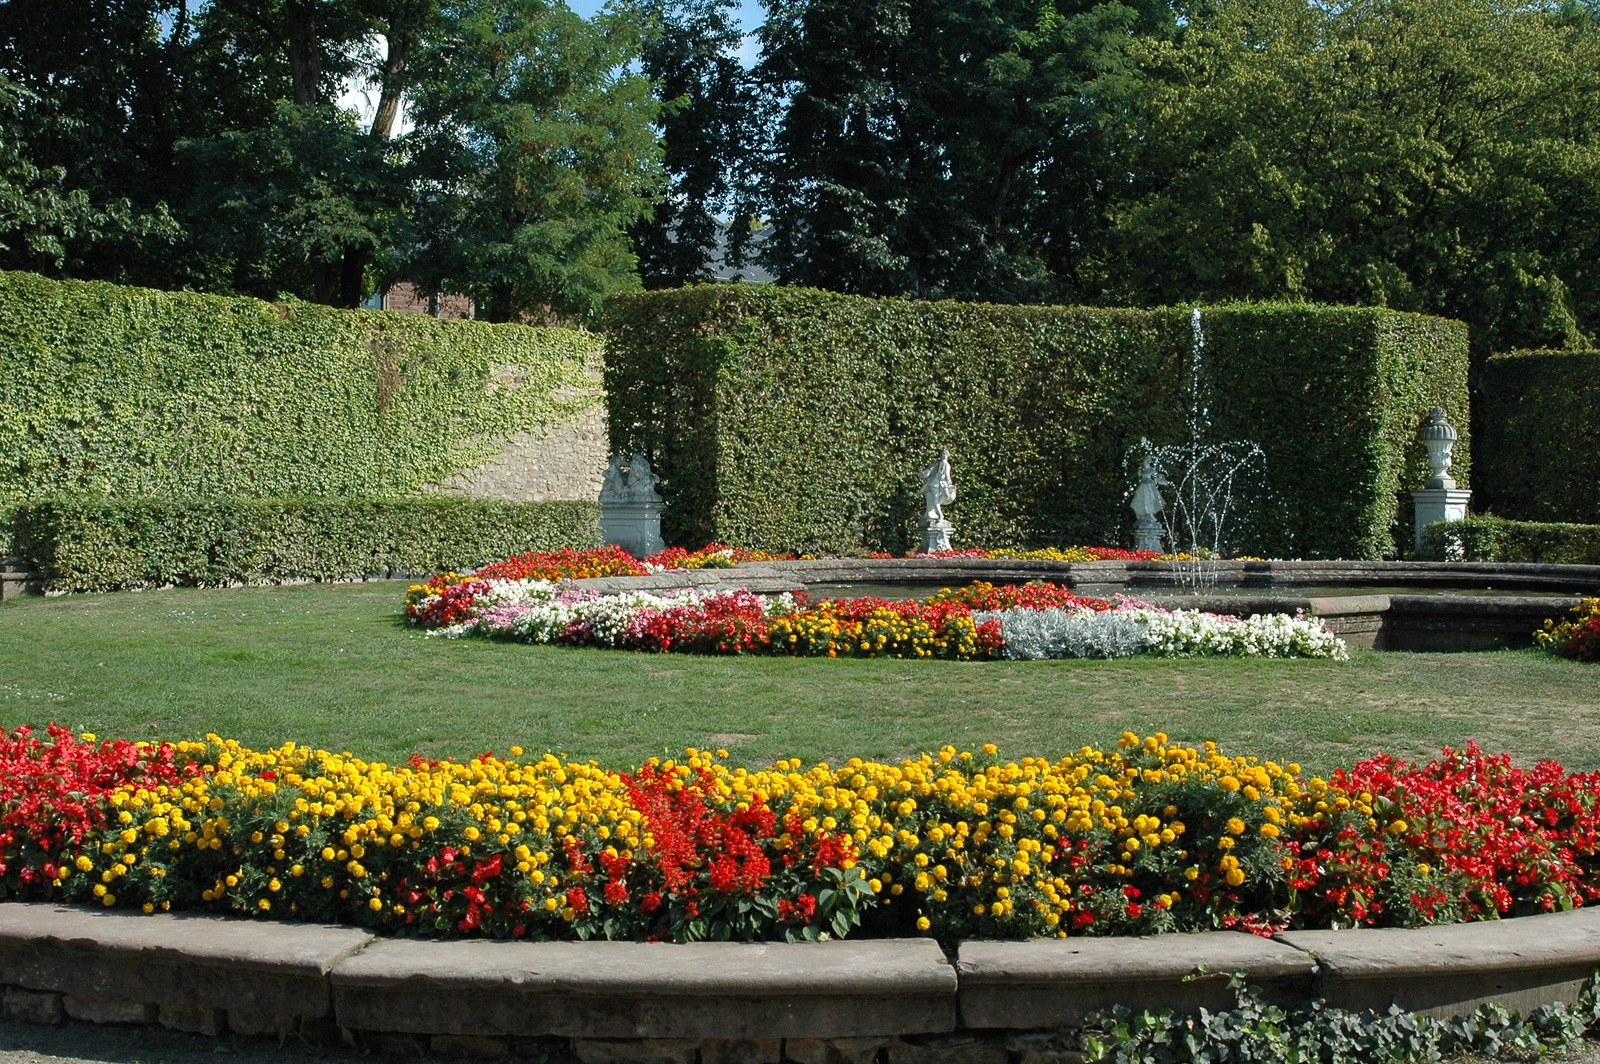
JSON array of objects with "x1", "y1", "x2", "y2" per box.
[
  {"x1": 919, "y1": 519, "x2": 955, "y2": 555},
  {"x1": 1133, "y1": 518, "x2": 1164, "y2": 554},
  {"x1": 1411, "y1": 488, "x2": 1471, "y2": 553},
  {"x1": 600, "y1": 502, "x2": 664, "y2": 560}
]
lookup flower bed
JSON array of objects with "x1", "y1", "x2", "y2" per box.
[
  {"x1": 1538, "y1": 598, "x2": 1600, "y2": 662},
  {"x1": 406, "y1": 550, "x2": 1347, "y2": 661},
  {"x1": 3, "y1": 728, "x2": 1597, "y2": 946}
]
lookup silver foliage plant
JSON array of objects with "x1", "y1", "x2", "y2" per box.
[{"x1": 976, "y1": 608, "x2": 1149, "y2": 660}]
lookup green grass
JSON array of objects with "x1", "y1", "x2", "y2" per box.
[{"x1": 1, "y1": 582, "x2": 1595, "y2": 774}]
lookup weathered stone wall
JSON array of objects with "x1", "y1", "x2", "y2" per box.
[
  {"x1": 444, "y1": 402, "x2": 608, "y2": 503},
  {"x1": 5, "y1": 903, "x2": 1600, "y2": 1062}
]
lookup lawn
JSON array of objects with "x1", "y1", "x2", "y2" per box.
[{"x1": 1, "y1": 581, "x2": 1595, "y2": 774}]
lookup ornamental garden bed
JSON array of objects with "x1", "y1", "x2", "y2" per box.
[
  {"x1": 405, "y1": 547, "x2": 1349, "y2": 661},
  {"x1": 6, "y1": 726, "x2": 1599, "y2": 945},
  {"x1": 405, "y1": 546, "x2": 1600, "y2": 660}
]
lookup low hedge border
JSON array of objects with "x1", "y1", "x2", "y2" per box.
[
  {"x1": 0, "y1": 901, "x2": 1597, "y2": 1060},
  {"x1": 10, "y1": 496, "x2": 601, "y2": 593},
  {"x1": 1420, "y1": 516, "x2": 1600, "y2": 565}
]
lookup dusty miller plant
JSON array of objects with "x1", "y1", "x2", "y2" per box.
[{"x1": 975, "y1": 609, "x2": 1149, "y2": 660}]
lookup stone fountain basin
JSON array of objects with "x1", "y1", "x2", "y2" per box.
[{"x1": 569, "y1": 559, "x2": 1600, "y2": 653}]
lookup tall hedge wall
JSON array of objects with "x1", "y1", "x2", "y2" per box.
[
  {"x1": 1476, "y1": 350, "x2": 1600, "y2": 525},
  {"x1": 0, "y1": 270, "x2": 602, "y2": 511},
  {"x1": 602, "y1": 288, "x2": 1470, "y2": 559}
]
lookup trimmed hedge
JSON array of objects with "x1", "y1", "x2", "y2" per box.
[
  {"x1": 1418, "y1": 516, "x2": 1600, "y2": 565},
  {"x1": 0, "y1": 270, "x2": 602, "y2": 510},
  {"x1": 602, "y1": 288, "x2": 1469, "y2": 559},
  {"x1": 12, "y1": 497, "x2": 600, "y2": 593},
  {"x1": 1476, "y1": 350, "x2": 1600, "y2": 525}
]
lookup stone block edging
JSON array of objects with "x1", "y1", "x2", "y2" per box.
[{"x1": 2, "y1": 902, "x2": 1599, "y2": 1059}]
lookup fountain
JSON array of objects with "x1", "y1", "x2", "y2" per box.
[{"x1": 1130, "y1": 308, "x2": 1267, "y2": 592}]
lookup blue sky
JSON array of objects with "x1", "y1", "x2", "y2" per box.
[{"x1": 566, "y1": 0, "x2": 764, "y2": 33}]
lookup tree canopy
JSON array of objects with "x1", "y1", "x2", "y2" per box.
[{"x1": 0, "y1": 0, "x2": 1595, "y2": 348}]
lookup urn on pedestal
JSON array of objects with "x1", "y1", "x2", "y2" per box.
[{"x1": 1411, "y1": 407, "x2": 1471, "y2": 553}]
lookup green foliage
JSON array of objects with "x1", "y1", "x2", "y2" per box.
[
  {"x1": 400, "y1": 0, "x2": 665, "y2": 322},
  {"x1": 1477, "y1": 350, "x2": 1600, "y2": 525},
  {"x1": 0, "y1": 75, "x2": 179, "y2": 273},
  {"x1": 1101, "y1": 0, "x2": 1600, "y2": 355},
  {"x1": 1080, "y1": 970, "x2": 1600, "y2": 1064},
  {"x1": 180, "y1": 99, "x2": 407, "y2": 307},
  {"x1": 754, "y1": 0, "x2": 1173, "y2": 302},
  {"x1": 0, "y1": 0, "x2": 663, "y2": 318},
  {"x1": 1419, "y1": 516, "x2": 1600, "y2": 566},
  {"x1": 631, "y1": 0, "x2": 762, "y2": 288},
  {"x1": 601, "y1": 287, "x2": 1468, "y2": 559},
  {"x1": 12, "y1": 496, "x2": 600, "y2": 592},
  {"x1": 1197, "y1": 304, "x2": 1470, "y2": 560},
  {"x1": 0, "y1": 269, "x2": 601, "y2": 509}
]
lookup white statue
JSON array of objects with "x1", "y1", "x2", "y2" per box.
[
  {"x1": 624, "y1": 452, "x2": 661, "y2": 502},
  {"x1": 920, "y1": 449, "x2": 957, "y2": 525},
  {"x1": 599, "y1": 455, "x2": 629, "y2": 502}
]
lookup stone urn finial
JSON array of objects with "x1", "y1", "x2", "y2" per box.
[{"x1": 1420, "y1": 406, "x2": 1459, "y2": 489}]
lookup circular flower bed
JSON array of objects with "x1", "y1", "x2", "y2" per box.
[
  {"x1": 4, "y1": 728, "x2": 1596, "y2": 945},
  {"x1": 405, "y1": 548, "x2": 1347, "y2": 661}
]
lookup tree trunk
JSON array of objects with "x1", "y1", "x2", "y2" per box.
[
  {"x1": 285, "y1": 0, "x2": 322, "y2": 107},
  {"x1": 340, "y1": 245, "x2": 370, "y2": 307},
  {"x1": 312, "y1": 259, "x2": 341, "y2": 305}
]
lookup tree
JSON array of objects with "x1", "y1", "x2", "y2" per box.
[
  {"x1": 631, "y1": 0, "x2": 762, "y2": 288},
  {"x1": 1101, "y1": 0, "x2": 1600, "y2": 353},
  {"x1": 0, "y1": 76, "x2": 180, "y2": 273},
  {"x1": 402, "y1": 0, "x2": 665, "y2": 322},
  {"x1": 179, "y1": 0, "x2": 438, "y2": 305},
  {"x1": 0, "y1": 1, "x2": 220, "y2": 285},
  {"x1": 752, "y1": 0, "x2": 1175, "y2": 301}
]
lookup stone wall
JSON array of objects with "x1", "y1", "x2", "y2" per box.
[
  {"x1": 443, "y1": 401, "x2": 609, "y2": 503},
  {"x1": 375, "y1": 286, "x2": 607, "y2": 504},
  {"x1": 4, "y1": 902, "x2": 1600, "y2": 1063}
]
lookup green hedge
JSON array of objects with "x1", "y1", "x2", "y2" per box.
[
  {"x1": 602, "y1": 288, "x2": 1469, "y2": 559},
  {"x1": 12, "y1": 497, "x2": 600, "y2": 593},
  {"x1": 1418, "y1": 516, "x2": 1600, "y2": 565},
  {"x1": 1476, "y1": 350, "x2": 1600, "y2": 525},
  {"x1": 0, "y1": 271, "x2": 601, "y2": 510}
]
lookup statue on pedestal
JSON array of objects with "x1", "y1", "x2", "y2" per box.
[
  {"x1": 1131, "y1": 455, "x2": 1168, "y2": 553},
  {"x1": 599, "y1": 453, "x2": 665, "y2": 558},
  {"x1": 624, "y1": 452, "x2": 661, "y2": 503},
  {"x1": 919, "y1": 449, "x2": 957, "y2": 553},
  {"x1": 921, "y1": 449, "x2": 956, "y2": 524}
]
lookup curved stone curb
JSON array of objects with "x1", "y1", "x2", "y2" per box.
[
  {"x1": 1280, "y1": 907, "x2": 1600, "y2": 1018},
  {"x1": 331, "y1": 938, "x2": 956, "y2": 1040},
  {"x1": 2, "y1": 902, "x2": 1599, "y2": 1060},
  {"x1": 957, "y1": 931, "x2": 1316, "y2": 1028}
]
